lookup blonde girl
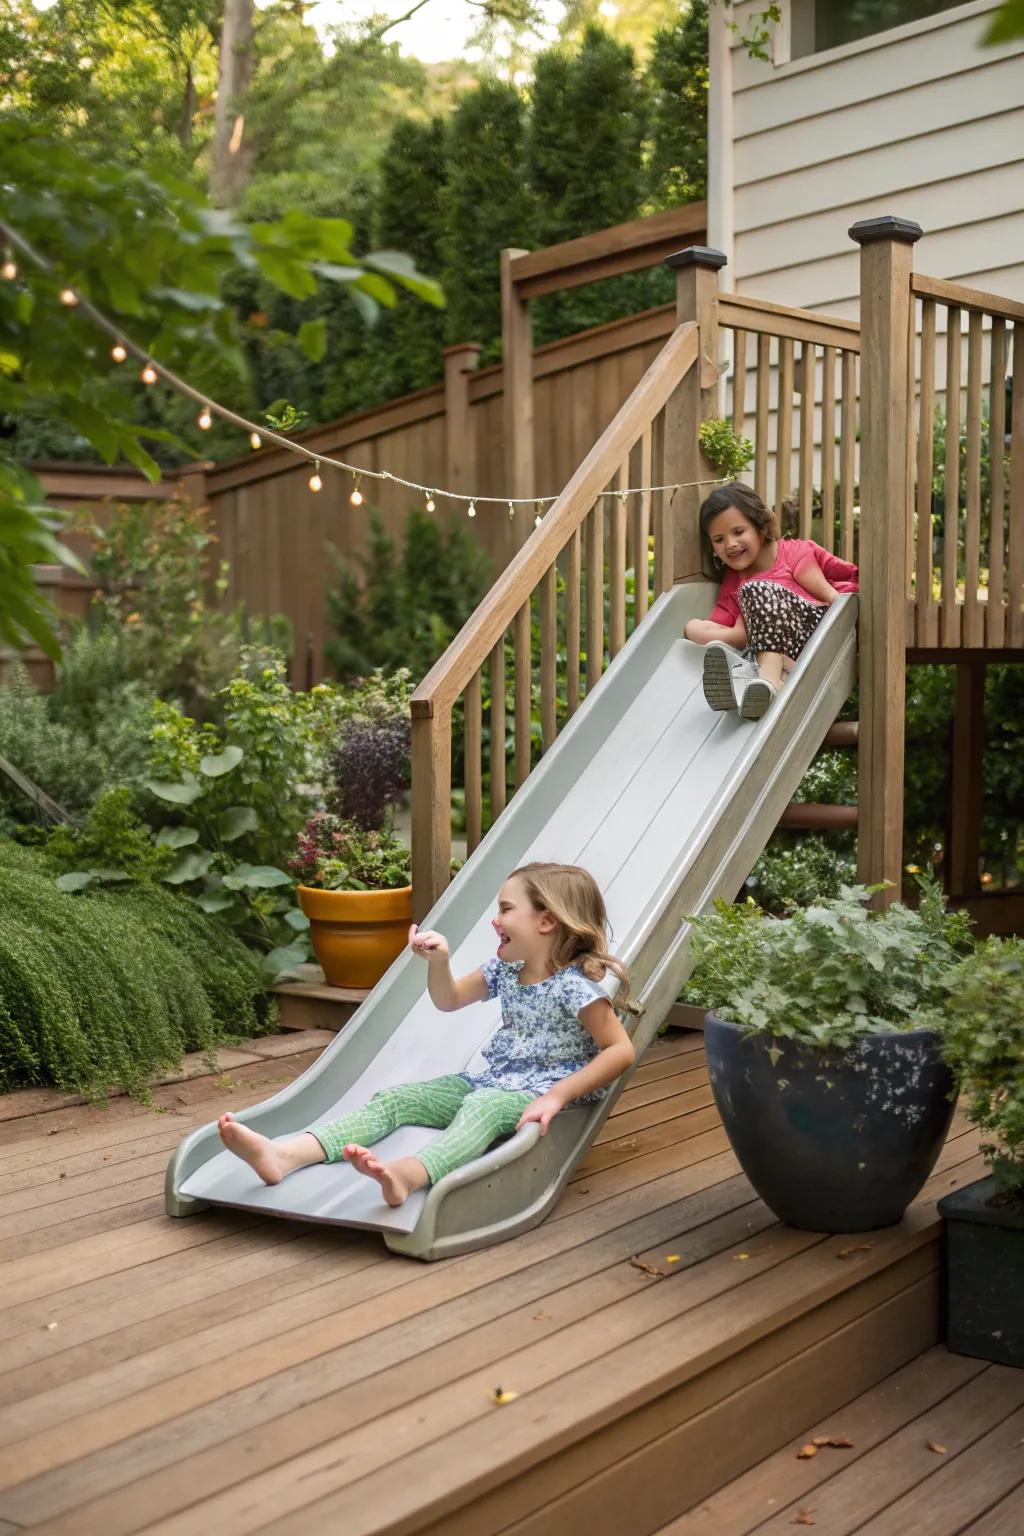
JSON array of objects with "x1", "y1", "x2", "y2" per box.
[{"x1": 218, "y1": 862, "x2": 636, "y2": 1208}]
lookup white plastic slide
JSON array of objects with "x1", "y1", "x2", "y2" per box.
[{"x1": 167, "y1": 585, "x2": 857, "y2": 1259}]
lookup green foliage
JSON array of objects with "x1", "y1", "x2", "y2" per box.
[
  {"x1": 647, "y1": 1, "x2": 709, "y2": 204},
  {"x1": 687, "y1": 881, "x2": 973, "y2": 1050},
  {"x1": 325, "y1": 506, "x2": 492, "y2": 682},
  {"x1": 746, "y1": 835, "x2": 858, "y2": 917},
  {"x1": 290, "y1": 812, "x2": 411, "y2": 892},
  {"x1": 984, "y1": 0, "x2": 1024, "y2": 43},
  {"x1": 45, "y1": 787, "x2": 175, "y2": 888},
  {"x1": 699, "y1": 417, "x2": 754, "y2": 478},
  {"x1": 0, "y1": 838, "x2": 274, "y2": 1097},
  {"x1": 940, "y1": 937, "x2": 1024, "y2": 1196}
]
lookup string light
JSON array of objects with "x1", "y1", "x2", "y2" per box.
[
  {"x1": 197, "y1": 406, "x2": 213, "y2": 431},
  {"x1": 0, "y1": 214, "x2": 730, "y2": 522},
  {"x1": 534, "y1": 512, "x2": 543, "y2": 528}
]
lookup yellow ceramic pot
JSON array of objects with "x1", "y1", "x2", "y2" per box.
[{"x1": 297, "y1": 884, "x2": 413, "y2": 990}]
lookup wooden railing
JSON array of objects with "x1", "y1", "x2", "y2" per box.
[
  {"x1": 907, "y1": 274, "x2": 1024, "y2": 651},
  {"x1": 409, "y1": 318, "x2": 699, "y2": 916}
]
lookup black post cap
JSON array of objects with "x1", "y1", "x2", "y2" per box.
[
  {"x1": 849, "y1": 216, "x2": 923, "y2": 246},
  {"x1": 665, "y1": 246, "x2": 728, "y2": 271}
]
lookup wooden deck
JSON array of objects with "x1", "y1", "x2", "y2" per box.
[{"x1": 0, "y1": 1032, "x2": 991, "y2": 1536}]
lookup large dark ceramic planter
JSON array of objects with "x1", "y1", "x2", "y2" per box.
[
  {"x1": 704, "y1": 1015, "x2": 956, "y2": 1231},
  {"x1": 938, "y1": 1175, "x2": 1024, "y2": 1368}
]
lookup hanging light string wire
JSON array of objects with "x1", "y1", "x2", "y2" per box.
[{"x1": 0, "y1": 217, "x2": 729, "y2": 511}]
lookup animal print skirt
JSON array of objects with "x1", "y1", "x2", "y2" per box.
[{"x1": 738, "y1": 579, "x2": 826, "y2": 661}]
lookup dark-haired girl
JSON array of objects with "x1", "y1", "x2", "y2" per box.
[{"x1": 684, "y1": 482, "x2": 858, "y2": 719}]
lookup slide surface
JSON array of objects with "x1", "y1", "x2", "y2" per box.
[{"x1": 167, "y1": 585, "x2": 857, "y2": 1259}]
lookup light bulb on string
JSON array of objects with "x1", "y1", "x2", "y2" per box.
[
  {"x1": 308, "y1": 461, "x2": 323, "y2": 493},
  {"x1": 141, "y1": 363, "x2": 158, "y2": 385},
  {"x1": 111, "y1": 343, "x2": 127, "y2": 364},
  {"x1": 349, "y1": 475, "x2": 363, "y2": 507},
  {"x1": 249, "y1": 432, "x2": 262, "y2": 450},
  {"x1": 197, "y1": 406, "x2": 213, "y2": 431},
  {"x1": 508, "y1": 501, "x2": 515, "y2": 521},
  {"x1": 1, "y1": 255, "x2": 16, "y2": 281},
  {"x1": 425, "y1": 492, "x2": 436, "y2": 513},
  {"x1": 59, "y1": 287, "x2": 79, "y2": 307},
  {"x1": 467, "y1": 501, "x2": 476, "y2": 519}
]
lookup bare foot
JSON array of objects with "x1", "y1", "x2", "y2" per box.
[
  {"x1": 218, "y1": 1114, "x2": 288, "y2": 1185},
  {"x1": 343, "y1": 1144, "x2": 428, "y2": 1208}
]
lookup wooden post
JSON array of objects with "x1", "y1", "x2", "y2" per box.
[
  {"x1": 663, "y1": 246, "x2": 726, "y2": 584},
  {"x1": 410, "y1": 702, "x2": 453, "y2": 922},
  {"x1": 947, "y1": 658, "x2": 985, "y2": 900},
  {"x1": 500, "y1": 248, "x2": 534, "y2": 549},
  {"x1": 850, "y1": 215, "x2": 922, "y2": 905},
  {"x1": 443, "y1": 343, "x2": 481, "y2": 495}
]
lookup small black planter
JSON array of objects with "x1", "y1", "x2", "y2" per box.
[
  {"x1": 704, "y1": 1015, "x2": 956, "y2": 1231},
  {"x1": 938, "y1": 1176, "x2": 1024, "y2": 1369}
]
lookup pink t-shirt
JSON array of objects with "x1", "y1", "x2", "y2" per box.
[{"x1": 708, "y1": 539, "x2": 859, "y2": 628}]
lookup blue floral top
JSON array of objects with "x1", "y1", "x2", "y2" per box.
[{"x1": 461, "y1": 957, "x2": 608, "y2": 1099}]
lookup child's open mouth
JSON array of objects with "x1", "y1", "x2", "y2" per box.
[{"x1": 496, "y1": 929, "x2": 510, "y2": 954}]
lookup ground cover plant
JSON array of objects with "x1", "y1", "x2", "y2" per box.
[{"x1": 0, "y1": 839, "x2": 275, "y2": 1097}]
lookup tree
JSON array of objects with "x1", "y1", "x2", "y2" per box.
[
  {"x1": 647, "y1": 0, "x2": 708, "y2": 206},
  {"x1": 984, "y1": 0, "x2": 1024, "y2": 42},
  {"x1": 210, "y1": 0, "x2": 255, "y2": 204},
  {"x1": 0, "y1": 119, "x2": 443, "y2": 658},
  {"x1": 441, "y1": 78, "x2": 534, "y2": 350}
]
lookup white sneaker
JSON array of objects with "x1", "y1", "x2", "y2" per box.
[
  {"x1": 739, "y1": 677, "x2": 778, "y2": 720},
  {"x1": 702, "y1": 642, "x2": 757, "y2": 711}
]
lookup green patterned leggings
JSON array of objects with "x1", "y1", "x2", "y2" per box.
[{"x1": 309, "y1": 1075, "x2": 534, "y2": 1186}]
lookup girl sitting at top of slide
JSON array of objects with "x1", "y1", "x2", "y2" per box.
[
  {"x1": 684, "y1": 481, "x2": 858, "y2": 720},
  {"x1": 218, "y1": 861, "x2": 636, "y2": 1208}
]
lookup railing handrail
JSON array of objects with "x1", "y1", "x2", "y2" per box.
[
  {"x1": 911, "y1": 272, "x2": 1024, "y2": 325},
  {"x1": 718, "y1": 292, "x2": 861, "y2": 352},
  {"x1": 409, "y1": 319, "x2": 700, "y2": 721}
]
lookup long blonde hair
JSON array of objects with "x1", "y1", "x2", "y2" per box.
[{"x1": 507, "y1": 862, "x2": 638, "y2": 1014}]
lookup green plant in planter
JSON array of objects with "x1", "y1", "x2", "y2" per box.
[
  {"x1": 290, "y1": 812, "x2": 411, "y2": 893},
  {"x1": 940, "y1": 937, "x2": 1024, "y2": 1199},
  {"x1": 698, "y1": 418, "x2": 754, "y2": 479},
  {"x1": 688, "y1": 881, "x2": 973, "y2": 1051}
]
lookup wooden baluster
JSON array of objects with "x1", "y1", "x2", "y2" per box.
[
  {"x1": 732, "y1": 329, "x2": 747, "y2": 437},
  {"x1": 539, "y1": 564, "x2": 557, "y2": 752},
  {"x1": 651, "y1": 409, "x2": 672, "y2": 597},
  {"x1": 565, "y1": 524, "x2": 581, "y2": 717},
  {"x1": 1010, "y1": 321, "x2": 1024, "y2": 648},
  {"x1": 489, "y1": 636, "x2": 506, "y2": 823},
  {"x1": 755, "y1": 334, "x2": 770, "y2": 501},
  {"x1": 840, "y1": 350, "x2": 857, "y2": 563},
  {"x1": 963, "y1": 310, "x2": 984, "y2": 647},
  {"x1": 513, "y1": 600, "x2": 531, "y2": 790},
  {"x1": 942, "y1": 306, "x2": 962, "y2": 646},
  {"x1": 798, "y1": 341, "x2": 815, "y2": 538},
  {"x1": 632, "y1": 426, "x2": 652, "y2": 627},
  {"x1": 410, "y1": 706, "x2": 452, "y2": 922},
  {"x1": 464, "y1": 668, "x2": 482, "y2": 854},
  {"x1": 916, "y1": 300, "x2": 937, "y2": 646},
  {"x1": 585, "y1": 501, "x2": 604, "y2": 691},
  {"x1": 776, "y1": 337, "x2": 794, "y2": 524},
  {"x1": 820, "y1": 345, "x2": 836, "y2": 553},
  {"x1": 609, "y1": 463, "x2": 627, "y2": 659},
  {"x1": 987, "y1": 318, "x2": 1006, "y2": 648}
]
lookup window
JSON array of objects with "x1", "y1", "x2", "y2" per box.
[{"x1": 790, "y1": 0, "x2": 969, "y2": 59}]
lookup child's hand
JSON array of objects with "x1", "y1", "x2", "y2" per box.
[
  {"x1": 408, "y1": 924, "x2": 450, "y2": 964},
  {"x1": 516, "y1": 1092, "x2": 563, "y2": 1135}
]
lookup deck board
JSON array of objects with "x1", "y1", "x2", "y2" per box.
[{"x1": 0, "y1": 1033, "x2": 987, "y2": 1536}]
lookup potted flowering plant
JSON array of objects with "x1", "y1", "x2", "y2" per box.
[
  {"x1": 938, "y1": 937, "x2": 1024, "y2": 1368},
  {"x1": 292, "y1": 692, "x2": 412, "y2": 989},
  {"x1": 687, "y1": 882, "x2": 972, "y2": 1232}
]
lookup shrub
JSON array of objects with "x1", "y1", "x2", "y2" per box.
[
  {"x1": 687, "y1": 881, "x2": 973, "y2": 1051},
  {"x1": 328, "y1": 716, "x2": 410, "y2": 830},
  {"x1": 940, "y1": 937, "x2": 1024, "y2": 1198},
  {"x1": 698, "y1": 418, "x2": 754, "y2": 478},
  {"x1": 745, "y1": 834, "x2": 858, "y2": 916},
  {"x1": 0, "y1": 840, "x2": 275, "y2": 1097},
  {"x1": 290, "y1": 812, "x2": 411, "y2": 892}
]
